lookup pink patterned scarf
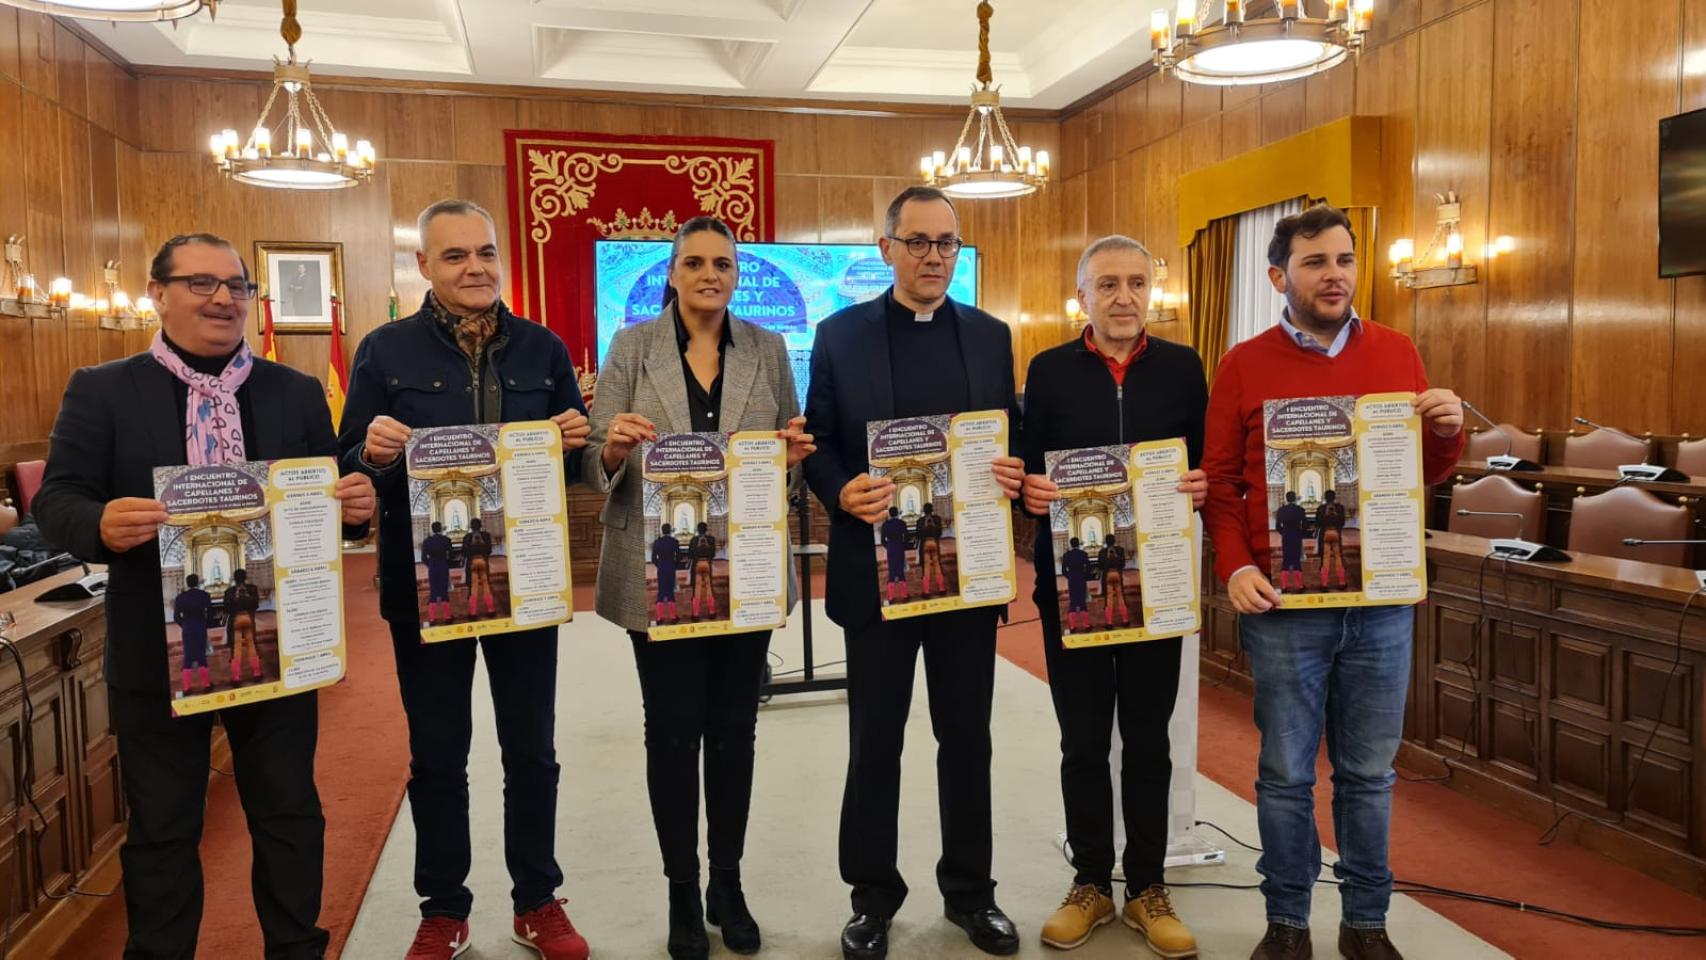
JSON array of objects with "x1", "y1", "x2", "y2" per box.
[{"x1": 148, "y1": 331, "x2": 256, "y2": 465}]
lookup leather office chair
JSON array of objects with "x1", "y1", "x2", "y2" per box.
[
  {"x1": 1463, "y1": 425, "x2": 1543, "y2": 464},
  {"x1": 1562, "y1": 429, "x2": 1650, "y2": 470},
  {"x1": 1448, "y1": 475, "x2": 1546, "y2": 541},
  {"x1": 12, "y1": 460, "x2": 45, "y2": 516},
  {"x1": 1566, "y1": 486, "x2": 1691, "y2": 565},
  {"x1": 1675, "y1": 438, "x2": 1706, "y2": 479}
]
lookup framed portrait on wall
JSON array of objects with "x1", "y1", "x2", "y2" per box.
[{"x1": 255, "y1": 241, "x2": 345, "y2": 333}]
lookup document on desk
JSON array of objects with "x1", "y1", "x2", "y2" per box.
[
  {"x1": 1261, "y1": 393, "x2": 1428, "y2": 608},
  {"x1": 1046, "y1": 438, "x2": 1200, "y2": 648},
  {"x1": 642, "y1": 431, "x2": 790, "y2": 641},
  {"x1": 153, "y1": 458, "x2": 346, "y2": 716},
  {"x1": 867, "y1": 410, "x2": 1017, "y2": 620}
]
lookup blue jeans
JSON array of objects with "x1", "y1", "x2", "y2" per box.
[{"x1": 1239, "y1": 604, "x2": 1413, "y2": 929}]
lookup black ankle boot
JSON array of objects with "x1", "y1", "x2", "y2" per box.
[
  {"x1": 706, "y1": 866, "x2": 762, "y2": 954},
  {"x1": 668, "y1": 880, "x2": 710, "y2": 960}
]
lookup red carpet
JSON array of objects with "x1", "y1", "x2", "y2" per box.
[
  {"x1": 53, "y1": 553, "x2": 410, "y2": 959},
  {"x1": 997, "y1": 559, "x2": 1706, "y2": 960}
]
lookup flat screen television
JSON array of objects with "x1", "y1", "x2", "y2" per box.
[
  {"x1": 593, "y1": 240, "x2": 980, "y2": 410},
  {"x1": 1659, "y1": 106, "x2": 1706, "y2": 278}
]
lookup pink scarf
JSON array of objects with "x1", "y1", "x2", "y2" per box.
[{"x1": 148, "y1": 331, "x2": 256, "y2": 466}]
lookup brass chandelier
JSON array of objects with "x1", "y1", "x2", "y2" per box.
[
  {"x1": 920, "y1": 1, "x2": 1048, "y2": 200},
  {"x1": 208, "y1": 0, "x2": 375, "y2": 191},
  {"x1": 0, "y1": 0, "x2": 213, "y2": 20},
  {"x1": 1151, "y1": 0, "x2": 1372, "y2": 87}
]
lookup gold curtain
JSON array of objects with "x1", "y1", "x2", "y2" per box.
[
  {"x1": 1345, "y1": 205, "x2": 1376, "y2": 321},
  {"x1": 1186, "y1": 214, "x2": 1238, "y2": 385}
]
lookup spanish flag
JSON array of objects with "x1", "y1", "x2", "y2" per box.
[
  {"x1": 327, "y1": 296, "x2": 349, "y2": 429},
  {"x1": 261, "y1": 295, "x2": 278, "y2": 362}
]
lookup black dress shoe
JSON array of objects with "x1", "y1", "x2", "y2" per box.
[
  {"x1": 944, "y1": 903, "x2": 1020, "y2": 956},
  {"x1": 706, "y1": 866, "x2": 761, "y2": 954},
  {"x1": 841, "y1": 913, "x2": 890, "y2": 960},
  {"x1": 1250, "y1": 922, "x2": 1312, "y2": 960},
  {"x1": 667, "y1": 880, "x2": 710, "y2": 960}
]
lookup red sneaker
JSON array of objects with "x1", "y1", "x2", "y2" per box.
[
  {"x1": 513, "y1": 899, "x2": 590, "y2": 960},
  {"x1": 404, "y1": 916, "x2": 469, "y2": 960}
]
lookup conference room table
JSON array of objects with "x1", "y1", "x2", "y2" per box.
[{"x1": 1198, "y1": 531, "x2": 1706, "y2": 898}]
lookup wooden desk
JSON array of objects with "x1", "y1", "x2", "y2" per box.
[
  {"x1": 0, "y1": 567, "x2": 124, "y2": 952},
  {"x1": 1198, "y1": 535, "x2": 1706, "y2": 896},
  {"x1": 1432, "y1": 462, "x2": 1706, "y2": 565}
]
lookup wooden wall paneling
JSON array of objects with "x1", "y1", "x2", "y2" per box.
[
  {"x1": 1181, "y1": 81, "x2": 1221, "y2": 130},
  {"x1": 329, "y1": 165, "x2": 396, "y2": 364},
  {"x1": 0, "y1": 7, "x2": 19, "y2": 84},
  {"x1": 1412, "y1": 4, "x2": 1493, "y2": 410},
  {"x1": 1084, "y1": 160, "x2": 1116, "y2": 242},
  {"x1": 135, "y1": 77, "x2": 199, "y2": 153},
  {"x1": 59, "y1": 115, "x2": 95, "y2": 296},
  {"x1": 869, "y1": 176, "x2": 912, "y2": 235},
  {"x1": 773, "y1": 175, "x2": 819, "y2": 242},
  {"x1": 0, "y1": 81, "x2": 25, "y2": 236},
  {"x1": 191, "y1": 80, "x2": 262, "y2": 161},
  {"x1": 1221, "y1": 80, "x2": 1261, "y2": 110},
  {"x1": 84, "y1": 51, "x2": 118, "y2": 138},
  {"x1": 816, "y1": 177, "x2": 877, "y2": 243},
  {"x1": 1057, "y1": 173, "x2": 1087, "y2": 313},
  {"x1": 1368, "y1": 0, "x2": 1424, "y2": 48},
  {"x1": 1087, "y1": 97, "x2": 1118, "y2": 168},
  {"x1": 1113, "y1": 150, "x2": 1146, "y2": 242},
  {"x1": 1305, "y1": 67, "x2": 1357, "y2": 129},
  {"x1": 16, "y1": 11, "x2": 53, "y2": 100},
  {"x1": 1147, "y1": 72, "x2": 1183, "y2": 143},
  {"x1": 386, "y1": 92, "x2": 457, "y2": 162},
  {"x1": 113, "y1": 68, "x2": 139, "y2": 149},
  {"x1": 1356, "y1": 30, "x2": 1420, "y2": 335},
  {"x1": 1569, "y1": 0, "x2": 1680, "y2": 431},
  {"x1": 1058, "y1": 111, "x2": 1088, "y2": 180},
  {"x1": 1141, "y1": 134, "x2": 1183, "y2": 307},
  {"x1": 708, "y1": 108, "x2": 816, "y2": 175},
  {"x1": 452, "y1": 96, "x2": 518, "y2": 165},
  {"x1": 1115, "y1": 81, "x2": 1146, "y2": 156},
  {"x1": 29, "y1": 311, "x2": 67, "y2": 439},
  {"x1": 816, "y1": 114, "x2": 907, "y2": 178},
  {"x1": 312, "y1": 87, "x2": 391, "y2": 160},
  {"x1": 1179, "y1": 116, "x2": 1222, "y2": 175},
  {"x1": 1422, "y1": 0, "x2": 1484, "y2": 24},
  {"x1": 1221, "y1": 98, "x2": 1261, "y2": 160},
  {"x1": 21, "y1": 89, "x2": 64, "y2": 284},
  {"x1": 52, "y1": 24, "x2": 84, "y2": 121},
  {"x1": 1016, "y1": 182, "x2": 1065, "y2": 383},
  {"x1": 513, "y1": 97, "x2": 578, "y2": 136},
  {"x1": 1672, "y1": 0, "x2": 1706, "y2": 436},
  {"x1": 113, "y1": 140, "x2": 148, "y2": 296},
  {"x1": 1260, "y1": 80, "x2": 1307, "y2": 145},
  {"x1": 0, "y1": 315, "x2": 37, "y2": 446},
  {"x1": 384, "y1": 161, "x2": 458, "y2": 315},
  {"x1": 1483, "y1": 0, "x2": 1578, "y2": 431},
  {"x1": 959, "y1": 193, "x2": 1020, "y2": 327}
]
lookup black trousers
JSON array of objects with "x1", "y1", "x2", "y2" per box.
[
  {"x1": 1040, "y1": 600, "x2": 1182, "y2": 892},
  {"x1": 111, "y1": 686, "x2": 327, "y2": 960},
  {"x1": 839, "y1": 607, "x2": 999, "y2": 918},
  {"x1": 389, "y1": 621, "x2": 563, "y2": 918},
  {"x1": 628, "y1": 629, "x2": 771, "y2": 883}
]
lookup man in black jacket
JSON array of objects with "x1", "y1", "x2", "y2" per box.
[
  {"x1": 1019, "y1": 235, "x2": 1208, "y2": 957},
  {"x1": 802, "y1": 186, "x2": 1025, "y2": 960},
  {"x1": 33, "y1": 233, "x2": 375, "y2": 960},
  {"x1": 339, "y1": 199, "x2": 592, "y2": 960}
]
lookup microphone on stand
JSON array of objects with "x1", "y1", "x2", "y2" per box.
[
  {"x1": 1463, "y1": 402, "x2": 1540, "y2": 471},
  {"x1": 30, "y1": 554, "x2": 107, "y2": 603},
  {"x1": 1572, "y1": 417, "x2": 1688, "y2": 482},
  {"x1": 1455, "y1": 509, "x2": 1570, "y2": 562},
  {"x1": 1623, "y1": 538, "x2": 1706, "y2": 590}
]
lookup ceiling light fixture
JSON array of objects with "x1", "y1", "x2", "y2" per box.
[
  {"x1": 0, "y1": 0, "x2": 214, "y2": 22},
  {"x1": 1151, "y1": 0, "x2": 1372, "y2": 87},
  {"x1": 921, "y1": 1, "x2": 1048, "y2": 200},
  {"x1": 209, "y1": 0, "x2": 375, "y2": 191}
]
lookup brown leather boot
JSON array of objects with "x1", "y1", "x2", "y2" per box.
[
  {"x1": 1249, "y1": 922, "x2": 1312, "y2": 960},
  {"x1": 1338, "y1": 925, "x2": 1404, "y2": 960}
]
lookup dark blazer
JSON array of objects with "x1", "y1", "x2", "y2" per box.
[
  {"x1": 337, "y1": 297, "x2": 587, "y2": 624},
  {"x1": 33, "y1": 352, "x2": 353, "y2": 697},
  {"x1": 801, "y1": 289, "x2": 1021, "y2": 631}
]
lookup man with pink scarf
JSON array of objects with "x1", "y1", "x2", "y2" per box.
[{"x1": 34, "y1": 233, "x2": 376, "y2": 960}]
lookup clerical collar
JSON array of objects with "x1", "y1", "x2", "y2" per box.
[
  {"x1": 885, "y1": 289, "x2": 947, "y2": 324},
  {"x1": 162, "y1": 331, "x2": 240, "y2": 377}
]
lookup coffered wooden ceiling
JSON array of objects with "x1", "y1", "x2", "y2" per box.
[{"x1": 84, "y1": 0, "x2": 1156, "y2": 109}]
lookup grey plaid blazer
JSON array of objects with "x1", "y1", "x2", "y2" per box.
[{"x1": 582, "y1": 304, "x2": 802, "y2": 632}]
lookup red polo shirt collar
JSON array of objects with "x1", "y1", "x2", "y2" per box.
[{"x1": 1082, "y1": 325, "x2": 1148, "y2": 387}]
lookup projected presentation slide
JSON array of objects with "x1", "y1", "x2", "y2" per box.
[{"x1": 594, "y1": 241, "x2": 980, "y2": 409}]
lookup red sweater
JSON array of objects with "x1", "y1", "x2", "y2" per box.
[{"x1": 1202, "y1": 322, "x2": 1466, "y2": 583}]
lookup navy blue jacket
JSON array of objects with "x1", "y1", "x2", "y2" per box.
[
  {"x1": 801, "y1": 289, "x2": 1021, "y2": 631},
  {"x1": 337, "y1": 297, "x2": 587, "y2": 623}
]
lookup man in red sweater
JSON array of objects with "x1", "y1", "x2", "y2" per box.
[{"x1": 1201, "y1": 205, "x2": 1464, "y2": 960}]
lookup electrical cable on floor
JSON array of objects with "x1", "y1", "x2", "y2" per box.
[
  {"x1": 769, "y1": 659, "x2": 844, "y2": 679},
  {"x1": 1180, "y1": 819, "x2": 1706, "y2": 937}
]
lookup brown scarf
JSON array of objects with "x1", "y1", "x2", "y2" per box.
[{"x1": 429, "y1": 293, "x2": 500, "y2": 360}]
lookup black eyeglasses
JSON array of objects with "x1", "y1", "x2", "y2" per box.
[
  {"x1": 160, "y1": 274, "x2": 258, "y2": 300},
  {"x1": 886, "y1": 235, "x2": 964, "y2": 259}
]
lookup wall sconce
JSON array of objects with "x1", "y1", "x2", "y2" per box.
[
  {"x1": 2, "y1": 235, "x2": 66, "y2": 319},
  {"x1": 1387, "y1": 193, "x2": 1513, "y2": 290},
  {"x1": 1064, "y1": 297, "x2": 1088, "y2": 331},
  {"x1": 1148, "y1": 257, "x2": 1179, "y2": 323}
]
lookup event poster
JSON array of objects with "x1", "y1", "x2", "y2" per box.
[
  {"x1": 1262, "y1": 393, "x2": 1428, "y2": 607},
  {"x1": 642, "y1": 431, "x2": 790, "y2": 640},
  {"x1": 1046, "y1": 438, "x2": 1200, "y2": 648},
  {"x1": 155, "y1": 458, "x2": 346, "y2": 716},
  {"x1": 868, "y1": 410, "x2": 1017, "y2": 620},
  {"x1": 405, "y1": 422, "x2": 573, "y2": 642}
]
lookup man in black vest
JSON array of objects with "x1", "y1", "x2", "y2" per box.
[
  {"x1": 34, "y1": 233, "x2": 375, "y2": 959},
  {"x1": 339, "y1": 199, "x2": 592, "y2": 960},
  {"x1": 803, "y1": 186, "x2": 1025, "y2": 960}
]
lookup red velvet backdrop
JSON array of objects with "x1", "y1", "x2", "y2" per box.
[{"x1": 503, "y1": 130, "x2": 776, "y2": 369}]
